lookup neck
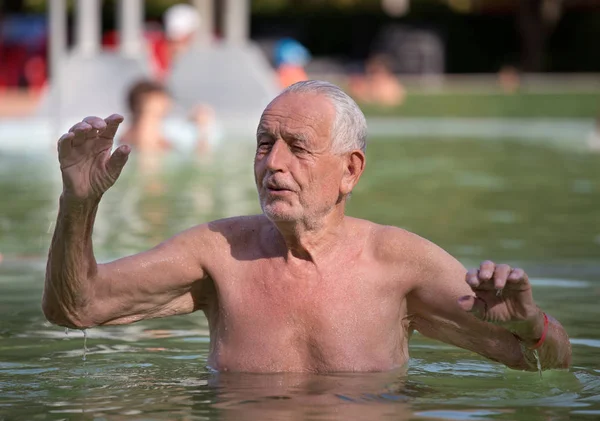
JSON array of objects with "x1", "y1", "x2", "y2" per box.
[
  {"x1": 271, "y1": 205, "x2": 347, "y2": 262},
  {"x1": 135, "y1": 115, "x2": 163, "y2": 131},
  {"x1": 128, "y1": 115, "x2": 165, "y2": 151}
]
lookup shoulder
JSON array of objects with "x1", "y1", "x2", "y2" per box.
[
  {"x1": 361, "y1": 220, "x2": 465, "y2": 281},
  {"x1": 366, "y1": 222, "x2": 436, "y2": 263},
  {"x1": 160, "y1": 215, "x2": 265, "y2": 250},
  {"x1": 206, "y1": 214, "x2": 268, "y2": 242},
  {"x1": 173, "y1": 215, "x2": 266, "y2": 246},
  {"x1": 159, "y1": 215, "x2": 268, "y2": 271}
]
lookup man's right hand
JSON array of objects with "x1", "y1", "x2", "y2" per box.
[{"x1": 58, "y1": 114, "x2": 130, "y2": 202}]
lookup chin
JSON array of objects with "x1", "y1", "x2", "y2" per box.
[{"x1": 261, "y1": 202, "x2": 301, "y2": 222}]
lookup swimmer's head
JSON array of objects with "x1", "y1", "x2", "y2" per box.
[
  {"x1": 127, "y1": 80, "x2": 172, "y2": 120},
  {"x1": 164, "y1": 3, "x2": 200, "y2": 42}
]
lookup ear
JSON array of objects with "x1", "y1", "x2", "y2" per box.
[{"x1": 340, "y1": 150, "x2": 366, "y2": 196}]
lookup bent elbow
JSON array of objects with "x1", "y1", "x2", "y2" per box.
[{"x1": 41, "y1": 297, "x2": 97, "y2": 330}]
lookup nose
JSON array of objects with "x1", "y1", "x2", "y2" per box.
[{"x1": 265, "y1": 139, "x2": 289, "y2": 173}]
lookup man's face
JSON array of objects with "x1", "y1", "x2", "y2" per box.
[{"x1": 254, "y1": 92, "x2": 346, "y2": 222}]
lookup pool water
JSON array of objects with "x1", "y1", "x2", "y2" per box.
[{"x1": 1, "y1": 137, "x2": 600, "y2": 420}]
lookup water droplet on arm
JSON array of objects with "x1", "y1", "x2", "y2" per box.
[
  {"x1": 82, "y1": 329, "x2": 88, "y2": 361},
  {"x1": 533, "y1": 349, "x2": 542, "y2": 378}
]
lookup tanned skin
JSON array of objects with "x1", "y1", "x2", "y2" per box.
[{"x1": 43, "y1": 90, "x2": 571, "y2": 373}]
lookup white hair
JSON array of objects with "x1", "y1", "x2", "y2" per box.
[{"x1": 277, "y1": 80, "x2": 368, "y2": 154}]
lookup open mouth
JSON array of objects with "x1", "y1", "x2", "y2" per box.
[
  {"x1": 267, "y1": 187, "x2": 293, "y2": 194},
  {"x1": 265, "y1": 183, "x2": 294, "y2": 195},
  {"x1": 263, "y1": 178, "x2": 295, "y2": 194}
]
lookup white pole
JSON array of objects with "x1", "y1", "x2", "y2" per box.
[
  {"x1": 224, "y1": 0, "x2": 250, "y2": 45},
  {"x1": 193, "y1": 0, "x2": 214, "y2": 46},
  {"x1": 76, "y1": 0, "x2": 101, "y2": 56},
  {"x1": 118, "y1": 0, "x2": 144, "y2": 57},
  {"x1": 49, "y1": 0, "x2": 67, "y2": 134},
  {"x1": 49, "y1": 0, "x2": 67, "y2": 87}
]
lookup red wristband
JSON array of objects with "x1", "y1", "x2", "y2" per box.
[{"x1": 529, "y1": 312, "x2": 549, "y2": 350}]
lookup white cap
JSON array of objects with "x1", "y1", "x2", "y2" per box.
[{"x1": 164, "y1": 3, "x2": 201, "y2": 40}]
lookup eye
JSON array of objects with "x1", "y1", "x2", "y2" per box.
[
  {"x1": 291, "y1": 144, "x2": 306, "y2": 153},
  {"x1": 256, "y1": 141, "x2": 272, "y2": 153}
]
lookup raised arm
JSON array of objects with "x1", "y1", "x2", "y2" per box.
[
  {"x1": 43, "y1": 115, "x2": 211, "y2": 329},
  {"x1": 406, "y1": 243, "x2": 571, "y2": 371}
]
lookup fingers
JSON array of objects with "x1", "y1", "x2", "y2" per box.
[
  {"x1": 465, "y1": 268, "x2": 479, "y2": 288},
  {"x1": 464, "y1": 260, "x2": 497, "y2": 290},
  {"x1": 458, "y1": 295, "x2": 488, "y2": 320},
  {"x1": 465, "y1": 261, "x2": 530, "y2": 292},
  {"x1": 57, "y1": 132, "x2": 74, "y2": 161},
  {"x1": 101, "y1": 114, "x2": 124, "y2": 140},
  {"x1": 62, "y1": 114, "x2": 123, "y2": 152},
  {"x1": 508, "y1": 267, "x2": 528, "y2": 284},
  {"x1": 82, "y1": 116, "x2": 107, "y2": 133},
  {"x1": 493, "y1": 264, "x2": 512, "y2": 290},
  {"x1": 106, "y1": 145, "x2": 131, "y2": 180},
  {"x1": 68, "y1": 121, "x2": 94, "y2": 147},
  {"x1": 478, "y1": 260, "x2": 495, "y2": 281}
]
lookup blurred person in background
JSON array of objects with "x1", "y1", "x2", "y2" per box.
[
  {"x1": 0, "y1": 13, "x2": 47, "y2": 91},
  {"x1": 161, "y1": 3, "x2": 202, "y2": 75},
  {"x1": 0, "y1": 12, "x2": 47, "y2": 118},
  {"x1": 102, "y1": 3, "x2": 202, "y2": 81},
  {"x1": 120, "y1": 79, "x2": 216, "y2": 157},
  {"x1": 587, "y1": 112, "x2": 600, "y2": 152},
  {"x1": 498, "y1": 65, "x2": 521, "y2": 94},
  {"x1": 274, "y1": 37, "x2": 311, "y2": 89},
  {"x1": 349, "y1": 54, "x2": 405, "y2": 107},
  {"x1": 187, "y1": 103, "x2": 216, "y2": 156},
  {"x1": 117, "y1": 80, "x2": 215, "y2": 244},
  {"x1": 120, "y1": 80, "x2": 173, "y2": 154}
]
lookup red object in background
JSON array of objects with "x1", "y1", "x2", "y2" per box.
[
  {"x1": 277, "y1": 64, "x2": 309, "y2": 89},
  {"x1": 102, "y1": 29, "x2": 170, "y2": 80},
  {"x1": 0, "y1": 46, "x2": 46, "y2": 92},
  {"x1": 0, "y1": 45, "x2": 27, "y2": 89},
  {"x1": 24, "y1": 55, "x2": 47, "y2": 92},
  {"x1": 0, "y1": 45, "x2": 47, "y2": 92},
  {"x1": 0, "y1": 14, "x2": 48, "y2": 91}
]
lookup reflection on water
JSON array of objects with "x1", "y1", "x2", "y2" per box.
[{"x1": 1, "y1": 138, "x2": 600, "y2": 420}]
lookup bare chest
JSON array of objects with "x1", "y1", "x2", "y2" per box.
[{"x1": 207, "y1": 260, "x2": 410, "y2": 372}]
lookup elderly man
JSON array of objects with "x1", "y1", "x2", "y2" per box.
[{"x1": 43, "y1": 81, "x2": 571, "y2": 373}]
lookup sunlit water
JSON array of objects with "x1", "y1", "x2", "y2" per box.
[{"x1": 1, "y1": 137, "x2": 600, "y2": 420}]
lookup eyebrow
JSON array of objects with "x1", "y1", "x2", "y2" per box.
[
  {"x1": 256, "y1": 127, "x2": 309, "y2": 144},
  {"x1": 274, "y1": 130, "x2": 311, "y2": 146},
  {"x1": 256, "y1": 126, "x2": 275, "y2": 140},
  {"x1": 286, "y1": 132, "x2": 309, "y2": 143}
]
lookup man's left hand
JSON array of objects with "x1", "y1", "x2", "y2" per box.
[{"x1": 458, "y1": 260, "x2": 545, "y2": 346}]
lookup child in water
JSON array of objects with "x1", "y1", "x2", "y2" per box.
[{"x1": 120, "y1": 79, "x2": 215, "y2": 156}]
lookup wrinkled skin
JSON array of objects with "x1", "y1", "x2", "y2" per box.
[{"x1": 43, "y1": 91, "x2": 571, "y2": 373}]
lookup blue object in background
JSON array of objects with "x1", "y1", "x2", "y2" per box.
[
  {"x1": 1, "y1": 14, "x2": 47, "y2": 48},
  {"x1": 273, "y1": 37, "x2": 311, "y2": 67}
]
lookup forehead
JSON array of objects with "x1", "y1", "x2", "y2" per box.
[{"x1": 258, "y1": 92, "x2": 335, "y2": 138}]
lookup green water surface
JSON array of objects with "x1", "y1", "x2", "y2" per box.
[{"x1": 1, "y1": 136, "x2": 599, "y2": 421}]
